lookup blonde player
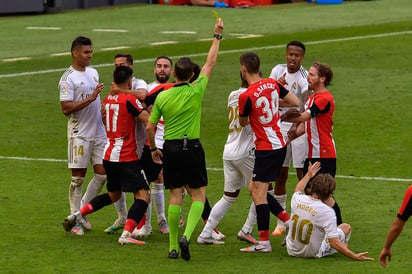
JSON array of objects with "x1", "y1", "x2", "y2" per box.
[{"x1": 286, "y1": 162, "x2": 373, "y2": 261}]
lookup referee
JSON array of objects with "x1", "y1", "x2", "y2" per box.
[{"x1": 146, "y1": 18, "x2": 224, "y2": 261}]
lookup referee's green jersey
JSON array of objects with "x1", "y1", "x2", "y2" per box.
[{"x1": 149, "y1": 73, "x2": 208, "y2": 140}]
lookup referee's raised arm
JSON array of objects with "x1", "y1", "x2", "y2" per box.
[{"x1": 201, "y1": 18, "x2": 224, "y2": 79}]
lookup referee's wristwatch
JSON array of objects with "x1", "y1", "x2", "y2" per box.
[
  {"x1": 214, "y1": 33, "x2": 223, "y2": 40},
  {"x1": 150, "y1": 147, "x2": 157, "y2": 152}
]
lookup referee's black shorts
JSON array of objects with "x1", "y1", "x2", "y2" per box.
[{"x1": 162, "y1": 138, "x2": 208, "y2": 190}]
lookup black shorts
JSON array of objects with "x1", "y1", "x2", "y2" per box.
[
  {"x1": 303, "y1": 158, "x2": 336, "y2": 178},
  {"x1": 140, "y1": 145, "x2": 163, "y2": 183},
  {"x1": 103, "y1": 160, "x2": 149, "y2": 193},
  {"x1": 162, "y1": 138, "x2": 208, "y2": 189},
  {"x1": 253, "y1": 147, "x2": 286, "y2": 182}
]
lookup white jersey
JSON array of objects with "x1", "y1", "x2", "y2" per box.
[
  {"x1": 131, "y1": 76, "x2": 148, "y2": 90},
  {"x1": 59, "y1": 66, "x2": 105, "y2": 140},
  {"x1": 223, "y1": 87, "x2": 255, "y2": 160},
  {"x1": 147, "y1": 81, "x2": 165, "y2": 149},
  {"x1": 132, "y1": 77, "x2": 148, "y2": 158},
  {"x1": 286, "y1": 192, "x2": 339, "y2": 258},
  {"x1": 269, "y1": 64, "x2": 309, "y2": 131}
]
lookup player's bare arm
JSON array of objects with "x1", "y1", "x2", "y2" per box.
[
  {"x1": 287, "y1": 122, "x2": 305, "y2": 142},
  {"x1": 329, "y1": 237, "x2": 374, "y2": 261},
  {"x1": 294, "y1": 161, "x2": 321, "y2": 193},
  {"x1": 281, "y1": 109, "x2": 310, "y2": 123},
  {"x1": 110, "y1": 81, "x2": 147, "y2": 101},
  {"x1": 239, "y1": 116, "x2": 250, "y2": 127},
  {"x1": 200, "y1": 18, "x2": 224, "y2": 79},
  {"x1": 146, "y1": 121, "x2": 163, "y2": 164},
  {"x1": 61, "y1": 83, "x2": 104, "y2": 116},
  {"x1": 379, "y1": 217, "x2": 406, "y2": 267}
]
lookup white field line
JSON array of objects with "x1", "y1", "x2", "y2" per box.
[
  {"x1": 0, "y1": 155, "x2": 410, "y2": 183},
  {"x1": 1, "y1": 30, "x2": 411, "y2": 79},
  {"x1": 92, "y1": 29, "x2": 129, "y2": 33},
  {"x1": 26, "y1": 26, "x2": 61, "y2": 30}
]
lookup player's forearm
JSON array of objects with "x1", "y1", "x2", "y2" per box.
[
  {"x1": 61, "y1": 98, "x2": 94, "y2": 116},
  {"x1": 329, "y1": 238, "x2": 358, "y2": 260},
  {"x1": 146, "y1": 122, "x2": 157, "y2": 149},
  {"x1": 382, "y1": 218, "x2": 405, "y2": 250}
]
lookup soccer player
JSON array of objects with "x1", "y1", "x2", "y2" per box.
[
  {"x1": 146, "y1": 18, "x2": 224, "y2": 261},
  {"x1": 134, "y1": 56, "x2": 174, "y2": 238},
  {"x1": 104, "y1": 53, "x2": 149, "y2": 234},
  {"x1": 197, "y1": 73, "x2": 256, "y2": 245},
  {"x1": 281, "y1": 62, "x2": 343, "y2": 225},
  {"x1": 379, "y1": 185, "x2": 412, "y2": 268},
  {"x1": 238, "y1": 52, "x2": 300, "y2": 252},
  {"x1": 268, "y1": 41, "x2": 310, "y2": 237},
  {"x1": 286, "y1": 162, "x2": 374, "y2": 261},
  {"x1": 58, "y1": 36, "x2": 107, "y2": 235},
  {"x1": 63, "y1": 65, "x2": 151, "y2": 246}
]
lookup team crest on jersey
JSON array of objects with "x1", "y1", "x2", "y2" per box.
[{"x1": 291, "y1": 82, "x2": 297, "y2": 91}]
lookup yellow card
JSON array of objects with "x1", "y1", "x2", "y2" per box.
[{"x1": 212, "y1": 10, "x2": 220, "y2": 20}]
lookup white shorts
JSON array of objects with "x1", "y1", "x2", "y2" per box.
[
  {"x1": 68, "y1": 137, "x2": 105, "y2": 169},
  {"x1": 281, "y1": 122, "x2": 307, "y2": 168},
  {"x1": 316, "y1": 228, "x2": 346, "y2": 258},
  {"x1": 223, "y1": 154, "x2": 254, "y2": 193}
]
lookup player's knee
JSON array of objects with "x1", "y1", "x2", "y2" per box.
[
  {"x1": 70, "y1": 176, "x2": 85, "y2": 188},
  {"x1": 338, "y1": 223, "x2": 351, "y2": 236},
  {"x1": 223, "y1": 194, "x2": 238, "y2": 205},
  {"x1": 94, "y1": 173, "x2": 106, "y2": 185},
  {"x1": 135, "y1": 189, "x2": 150, "y2": 204}
]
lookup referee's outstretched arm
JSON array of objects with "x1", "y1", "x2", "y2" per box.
[{"x1": 201, "y1": 18, "x2": 224, "y2": 79}]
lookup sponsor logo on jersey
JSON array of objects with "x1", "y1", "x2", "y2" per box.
[{"x1": 60, "y1": 86, "x2": 68, "y2": 95}]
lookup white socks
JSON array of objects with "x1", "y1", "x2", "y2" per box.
[
  {"x1": 200, "y1": 195, "x2": 237, "y2": 238},
  {"x1": 69, "y1": 176, "x2": 84, "y2": 214},
  {"x1": 151, "y1": 182, "x2": 166, "y2": 222},
  {"x1": 81, "y1": 174, "x2": 106, "y2": 208},
  {"x1": 114, "y1": 192, "x2": 128, "y2": 222}
]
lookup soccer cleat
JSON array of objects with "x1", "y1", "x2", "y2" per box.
[
  {"x1": 158, "y1": 219, "x2": 169, "y2": 234},
  {"x1": 118, "y1": 232, "x2": 146, "y2": 245},
  {"x1": 79, "y1": 216, "x2": 91, "y2": 231},
  {"x1": 168, "y1": 250, "x2": 179, "y2": 259},
  {"x1": 132, "y1": 224, "x2": 152, "y2": 239},
  {"x1": 197, "y1": 235, "x2": 224, "y2": 245},
  {"x1": 71, "y1": 223, "x2": 84, "y2": 236},
  {"x1": 271, "y1": 224, "x2": 286, "y2": 237},
  {"x1": 179, "y1": 236, "x2": 191, "y2": 261},
  {"x1": 240, "y1": 242, "x2": 272, "y2": 252},
  {"x1": 63, "y1": 214, "x2": 77, "y2": 232},
  {"x1": 212, "y1": 228, "x2": 226, "y2": 240},
  {"x1": 280, "y1": 225, "x2": 289, "y2": 247},
  {"x1": 237, "y1": 230, "x2": 257, "y2": 245},
  {"x1": 104, "y1": 219, "x2": 126, "y2": 234},
  {"x1": 197, "y1": 236, "x2": 225, "y2": 245}
]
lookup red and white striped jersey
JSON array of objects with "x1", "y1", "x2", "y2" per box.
[
  {"x1": 398, "y1": 185, "x2": 412, "y2": 221},
  {"x1": 305, "y1": 91, "x2": 336, "y2": 158},
  {"x1": 239, "y1": 78, "x2": 289, "y2": 150},
  {"x1": 103, "y1": 93, "x2": 145, "y2": 162}
]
